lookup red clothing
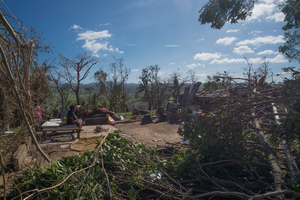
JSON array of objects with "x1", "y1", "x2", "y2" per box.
[{"x1": 35, "y1": 106, "x2": 42, "y2": 119}]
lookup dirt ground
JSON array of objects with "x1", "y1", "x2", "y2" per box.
[
  {"x1": 115, "y1": 120, "x2": 183, "y2": 146},
  {"x1": 38, "y1": 119, "x2": 183, "y2": 166}
]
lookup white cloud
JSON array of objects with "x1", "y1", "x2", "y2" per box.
[
  {"x1": 237, "y1": 35, "x2": 285, "y2": 46},
  {"x1": 196, "y1": 73, "x2": 207, "y2": 77},
  {"x1": 233, "y1": 46, "x2": 254, "y2": 55},
  {"x1": 164, "y1": 45, "x2": 180, "y2": 47},
  {"x1": 226, "y1": 29, "x2": 239, "y2": 33},
  {"x1": 216, "y1": 37, "x2": 237, "y2": 45},
  {"x1": 247, "y1": 3, "x2": 276, "y2": 21},
  {"x1": 77, "y1": 30, "x2": 111, "y2": 41},
  {"x1": 249, "y1": 30, "x2": 263, "y2": 35},
  {"x1": 266, "y1": 54, "x2": 288, "y2": 63},
  {"x1": 75, "y1": 29, "x2": 123, "y2": 54},
  {"x1": 186, "y1": 63, "x2": 205, "y2": 69},
  {"x1": 266, "y1": 12, "x2": 285, "y2": 22},
  {"x1": 210, "y1": 58, "x2": 245, "y2": 64},
  {"x1": 169, "y1": 62, "x2": 176, "y2": 65},
  {"x1": 194, "y1": 52, "x2": 222, "y2": 61},
  {"x1": 69, "y1": 24, "x2": 82, "y2": 30},
  {"x1": 211, "y1": 54, "x2": 287, "y2": 65},
  {"x1": 100, "y1": 23, "x2": 111, "y2": 26},
  {"x1": 248, "y1": 58, "x2": 263, "y2": 64},
  {"x1": 257, "y1": 50, "x2": 277, "y2": 55},
  {"x1": 132, "y1": 69, "x2": 138, "y2": 72}
]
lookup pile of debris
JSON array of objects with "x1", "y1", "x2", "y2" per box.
[{"x1": 84, "y1": 108, "x2": 120, "y2": 125}]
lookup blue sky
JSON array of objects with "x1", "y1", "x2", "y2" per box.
[{"x1": 4, "y1": 0, "x2": 299, "y2": 83}]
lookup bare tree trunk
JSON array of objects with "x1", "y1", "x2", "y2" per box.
[
  {"x1": 253, "y1": 117, "x2": 283, "y2": 199},
  {"x1": 272, "y1": 103, "x2": 299, "y2": 181}
]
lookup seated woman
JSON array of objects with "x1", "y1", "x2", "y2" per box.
[{"x1": 67, "y1": 105, "x2": 83, "y2": 128}]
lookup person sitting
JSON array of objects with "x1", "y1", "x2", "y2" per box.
[{"x1": 67, "y1": 105, "x2": 82, "y2": 128}]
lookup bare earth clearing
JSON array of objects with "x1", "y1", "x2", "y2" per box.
[{"x1": 39, "y1": 120, "x2": 183, "y2": 166}]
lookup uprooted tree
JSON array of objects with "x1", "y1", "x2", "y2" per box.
[{"x1": 177, "y1": 62, "x2": 300, "y2": 199}]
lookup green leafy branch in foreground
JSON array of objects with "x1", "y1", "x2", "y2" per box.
[{"x1": 8, "y1": 131, "x2": 187, "y2": 200}]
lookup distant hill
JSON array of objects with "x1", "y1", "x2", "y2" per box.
[
  {"x1": 80, "y1": 83, "x2": 139, "y2": 94},
  {"x1": 52, "y1": 82, "x2": 204, "y2": 95}
]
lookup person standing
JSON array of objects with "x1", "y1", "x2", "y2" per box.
[{"x1": 34, "y1": 103, "x2": 42, "y2": 125}]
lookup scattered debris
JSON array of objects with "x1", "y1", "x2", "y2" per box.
[
  {"x1": 147, "y1": 171, "x2": 164, "y2": 181},
  {"x1": 94, "y1": 125, "x2": 108, "y2": 133},
  {"x1": 181, "y1": 140, "x2": 190, "y2": 145},
  {"x1": 141, "y1": 114, "x2": 153, "y2": 125},
  {"x1": 132, "y1": 107, "x2": 140, "y2": 115},
  {"x1": 50, "y1": 138, "x2": 60, "y2": 143},
  {"x1": 60, "y1": 144, "x2": 69, "y2": 149}
]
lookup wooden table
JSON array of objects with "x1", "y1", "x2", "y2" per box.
[{"x1": 42, "y1": 124, "x2": 82, "y2": 140}]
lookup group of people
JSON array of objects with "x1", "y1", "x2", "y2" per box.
[{"x1": 34, "y1": 103, "x2": 82, "y2": 128}]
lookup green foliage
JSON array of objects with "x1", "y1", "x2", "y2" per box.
[
  {"x1": 137, "y1": 65, "x2": 170, "y2": 110},
  {"x1": 279, "y1": 0, "x2": 300, "y2": 62},
  {"x1": 199, "y1": 0, "x2": 256, "y2": 29},
  {"x1": 9, "y1": 130, "x2": 166, "y2": 199},
  {"x1": 178, "y1": 110, "x2": 250, "y2": 163}
]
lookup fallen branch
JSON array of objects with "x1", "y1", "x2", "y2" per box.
[{"x1": 189, "y1": 190, "x2": 300, "y2": 200}]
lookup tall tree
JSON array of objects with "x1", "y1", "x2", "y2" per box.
[
  {"x1": 58, "y1": 52, "x2": 98, "y2": 105},
  {"x1": 137, "y1": 65, "x2": 169, "y2": 110},
  {"x1": 94, "y1": 58, "x2": 130, "y2": 112},
  {"x1": 168, "y1": 71, "x2": 187, "y2": 103}
]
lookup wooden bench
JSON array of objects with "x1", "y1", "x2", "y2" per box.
[{"x1": 42, "y1": 124, "x2": 82, "y2": 140}]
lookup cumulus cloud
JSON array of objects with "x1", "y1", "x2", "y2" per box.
[
  {"x1": 69, "y1": 24, "x2": 82, "y2": 30},
  {"x1": 169, "y1": 62, "x2": 176, "y2": 65},
  {"x1": 75, "y1": 29, "x2": 123, "y2": 54},
  {"x1": 266, "y1": 12, "x2": 285, "y2": 22},
  {"x1": 247, "y1": 3, "x2": 276, "y2": 21},
  {"x1": 194, "y1": 52, "x2": 222, "y2": 61},
  {"x1": 77, "y1": 30, "x2": 111, "y2": 40},
  {"x1": 164, "y1": 45, "x2": 180, "y2": 47},
  {"x1": 233, "y1": 46, "x2": 254, "y2": 55},
  {"x1": 248, "y1": 58, "x2": 263, "y2": 64},
  {"x1": 186, "y1": 63, "x2": 205, "y2": 69},
  {"x1": 210, "y1": 58, "x2": 245, "y2": 64},
  {"x1": 216, "y1": 37, "x2": 237, "y2": 45},
  {"x1": 257, "y1": 50, "x2": 277, "y2": 55},
  {"x1": 131, "y1": 69, "x2": 139, "y2": 72},
  {"x1": 226, "y1": 29, "x2": 239, "y2": 33},
  {"x1": 211, "y1": 54, "x2": 287, "y2": 65},
  {"x1": 266, "y1": 54, "x2": 288, "y2": 63},
  {"x1": 237, "y1": 35, "x2": 285, "y2": 46}
]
